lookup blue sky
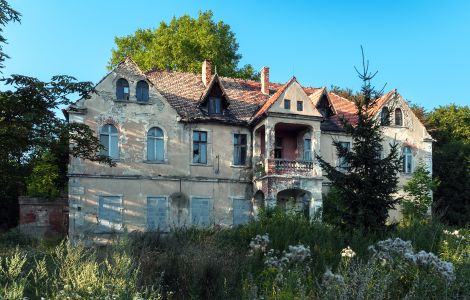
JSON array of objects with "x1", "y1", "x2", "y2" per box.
[{"x1": 3, "y1": 0, "x2": 470, "y2": 111}]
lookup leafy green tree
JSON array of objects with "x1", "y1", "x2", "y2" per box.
[
  {"x1": 317, "y1": 49, "x2": 402, "y2": 232},
  {"x1": 108, "y1": 10, "x2": 259, "y2": 80},
  {"x1": 0, "y1": 0, "x2": 113, "y2": 229},
  {"x1": 0, "y1": 0, "x2": 21, "y2": 70},
  {"x1": 401, "y1": 162, "x2": 439, "y2": 223},
  {"x1": 426, "y1": 104, "x2": 470, "y2": 225},
  {"x1": 26, "y1": 152, "x2": 60, "y2": 198}
]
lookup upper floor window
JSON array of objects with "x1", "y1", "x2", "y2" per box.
[
  {"x1": 381, "y1": 107, "x2": 390, "y2": 125},
  {"x1": 395, "y1": 108, "x2": 403, "y2": 126},
  {"x1": 116, "y1": 78, "x2": 129, "y2": 100},
  {"x1": 403, "y1": 146, "x2": 412, "y2": 174},
  {"x1": 193, "y1": 131, "x2": 207, "y2": 164},
  {"x1": 274, "y1": 137, "x2": 283, "y2": 159},
  {"x1": 208, "y1": 97, "x2": 222, "y2": 115},
  {"x1": 136, "y1": 80, "x2": 149, "y2": 102},
  {"x1": 233, "y1": 134, "x2": 247, "y2": 165},
  {"x1": 100, "y1": 124, "x2": 119, "y2": 159},
  {"x1": 284, "y1": 99, "x2": 291, "y2": 109},
  {"x1": 297, "y1": 101, "x2": 303, "y2": 111},
  {"x1": 303, "y1": 138, "x2": 312, "y2": 161},
  {"x1": 147, "y1": 127, "x2": 164, "y2": 161},
  {"x1": 338, "y1": 141, "x2": 350, "y2": 170}
]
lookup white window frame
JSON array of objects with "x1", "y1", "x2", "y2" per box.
[
  {"x1": 147, "y1": 127, "x2": 165, "y2": 162},
  {"x1": 100, "y1": 124, "x2": 119, "y2": 160},
  {"x1": 338, "y1": 141, "x2": 351, "y2": 170},
  {"x1": 403, "y1": 146, "x2": 413, "y2": 174}
]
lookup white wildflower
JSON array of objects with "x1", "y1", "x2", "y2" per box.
[
  {"x1": 443, "y1": 229, "x2": 466, "y2": 240},
  {"x1": 414, "y1": 250, "x2": 456, "y2": 282},
  {"x1": 285, "y1": 244, "x2": 311, "y2": 263},
  {"x1": 249, "y1": 233, "x2": 270, "y2": 253},
  {"x1": 322, "y1": 269, "x2": 345, "y2": 285},
  {"x1": 340, "y1": 246, "x2": 356, "y2": 258},
  {"x1": 369, "y1": 237, "x2": 456, "y2": 282}
]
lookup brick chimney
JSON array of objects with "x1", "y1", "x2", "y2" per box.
[
  {"x1": 202, "y1": 60, "x2": 212, "y2": 86},
  {"x1": 261, "y1": 67, "x2": 269, "y2": 95}
]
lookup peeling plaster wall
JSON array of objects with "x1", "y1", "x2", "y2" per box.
[{"x1": 68, "y1": 63, "x2": 253, "y2": 240}]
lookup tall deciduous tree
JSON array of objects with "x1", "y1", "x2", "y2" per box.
[
  {"x1": 427, "y1": 104, "x2": 470, "y2": 225},
  {"x1": 317, "y1": 49, "x2": 402, "y2": 232},
  {"x1": 0, "y1": 0, "x2": 20, "y2": 70},
  {"x1": 108, "y1": 10, "x2": 259, "y2": 80},
  {"x1": 0, "y1": 1, "x2": 113, "y2": 229}
]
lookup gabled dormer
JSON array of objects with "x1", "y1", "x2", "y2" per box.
[
  {"x1": 251, "y1": 77, "x2": 322, "y2": 124},
  {"x1": 198, "y1": 71, "x2": 230, "y2": 116},
  {"x1": 309, "y1": 87, "x2": 336, "y2": 118}
]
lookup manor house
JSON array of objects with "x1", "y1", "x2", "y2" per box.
[{"x1": 65, "y1": 58, "x2": 432, "y2": 240}]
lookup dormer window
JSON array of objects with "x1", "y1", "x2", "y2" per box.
[
  {"x1": 116, "y1": 78, "x2": 129, "y2": 100},
  {"x1": 208, "y1": 97, "x2": 222, "y2": 115}
]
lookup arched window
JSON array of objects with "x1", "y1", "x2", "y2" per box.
[
  {"x1": 100, "y1": 124, "x2": 119, "y2": 159},
  {"x1": 136, "y1": 80, "x2": 149, "y2": 102},
  {"x1": 403, "y1": 146, "x2": 412, "y2": 174},
  {"x1": 395, "y1": 108, "x2": 403, "y2": 126},
  {"x1": 116, "y1": 78, "x2": 129, "y2": 100},
  {"x1": 147, "y1": 127, "x2": 164, "y2": 161},
  {"x1": 381, "y1": 107, "x2": 390, "y2": 125}
]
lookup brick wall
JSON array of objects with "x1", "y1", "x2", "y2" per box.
[{"x1": 19, "y1": 196, "x2": 68, "y2": 238}]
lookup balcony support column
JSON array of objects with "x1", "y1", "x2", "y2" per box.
[{"x1": 264, "y1": 123, "x2": 275, "y2": 173}]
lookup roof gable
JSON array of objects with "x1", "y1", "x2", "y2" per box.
[{"x1": 251, "y1": 77, "x2": 322, "y2": 122}]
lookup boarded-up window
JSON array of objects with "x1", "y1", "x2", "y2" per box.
[
  {"x1": 98, "y1": 196, "x2": 122, "y2": 232},
  {"x1": 191, "y1": 197, "x2": 210, "y2": 226},
  {"x1": 233, "y1": 198, "x2": 251, "y2": 225},
  {"x1": 147, "y1": 197, "x2": 167, "y2": 231}
]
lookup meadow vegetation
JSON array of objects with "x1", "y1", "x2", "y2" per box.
[{"x1": 1, "y1": 209, "x2": 468, "y2": 299}]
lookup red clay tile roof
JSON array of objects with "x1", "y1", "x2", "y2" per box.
[
  {"x1": 324, "y1": 91, "x2": 395, "y2": 131},
  {"x1": 140, "y1": 61, "x2": 395, "y2": 129}
]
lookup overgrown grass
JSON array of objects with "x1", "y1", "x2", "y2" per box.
[{"x1": 1, "y1": 209, "x2": 468, "y2": 299}]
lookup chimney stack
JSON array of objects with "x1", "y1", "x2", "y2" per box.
[
  {"x1": 202, "y1": 60, "x2": 212, "y2": 86},
  {"x1": 261, "y1": 67, "x2": 269, "y2": 95}
]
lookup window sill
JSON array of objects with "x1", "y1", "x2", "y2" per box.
[
  {"x1": 230, "y1": 164, "x2": 250, "y2": 169},
  {"x1": 143, "y1": 160, "x2": 168, "y2": 164},
  {"x1": 114, "y1": 99, "x2": 152, "y2": 105},
  {"x1": 190, "y1": 163, "x2": 212, "y2": 167}
]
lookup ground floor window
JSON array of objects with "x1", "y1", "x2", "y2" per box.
[
  {"x1": 233, "y1": 198, "x2": 251, "y2": 225},
  {"x1": 97, "y1": 196, "x2": 122, "y2": 232},
  {"x1": 147, "y1": 197, "x2": 168, "y2": 231},
  {"x1": 191, "y1": 197, "x2": 210, "y2": 226}
]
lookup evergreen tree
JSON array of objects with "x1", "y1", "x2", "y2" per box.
[{"x1": 317, "y1": 48, "x2": 402, "y2": 232}]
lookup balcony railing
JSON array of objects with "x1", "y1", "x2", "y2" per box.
[{"x1": 267, "y1": 159, "x2": 317, "y2": 176}]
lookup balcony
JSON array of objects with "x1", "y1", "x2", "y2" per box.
[{"x1": 267, "y1": 158, "x2": 317, "y2": 176}]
